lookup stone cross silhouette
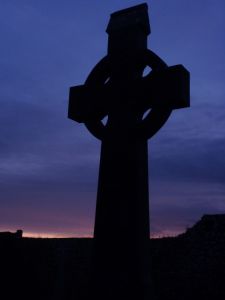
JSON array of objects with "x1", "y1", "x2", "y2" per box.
[{"x1": 68, "y1": 3, "x2": 189, "y2": 300}]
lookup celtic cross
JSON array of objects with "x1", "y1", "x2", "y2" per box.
[{"x1": 68, "y1": 3, "x2": 189, "y2": 300}]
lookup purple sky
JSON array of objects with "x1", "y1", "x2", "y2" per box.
[{"x1": 0, "y1": 0, "x2": 225, "y2": 237}]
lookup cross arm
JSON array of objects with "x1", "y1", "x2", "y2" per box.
[
  {"x1": 138, "y1": 64, "x2": 190, "y2": 111},
  {"x1": 68, "y1": 64, "x2": 190, "y2": 123},
  {"x1": 68, "y1": 84, "x2": 109, "y2": 123}
]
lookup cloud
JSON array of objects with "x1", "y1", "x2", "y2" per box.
[{"x1": 150, "y1": 180, "x2": 225, "y2": 236}]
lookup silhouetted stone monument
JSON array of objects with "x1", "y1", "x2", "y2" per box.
[{"x1": 68, "y1": 3, "x2": 190, "y2": 300}]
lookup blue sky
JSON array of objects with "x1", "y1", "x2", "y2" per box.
[{"x1": 0, "y1": 0, "x2": 225, "y2": 237}]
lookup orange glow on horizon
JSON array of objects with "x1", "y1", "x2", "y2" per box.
[
  {"x1": 23, "y1": 231, "x2": 93, "y2": 238},
  {"x1": 0, "y1": 225, "x2": 94, "y2": 238},
  {"x1": 23, "y1": 229, "x2": 183, "y2": 239},
  {"x1": 151, "y1": 228, "x2": 184, "y2": 239},
  {"x1": 0, "y1": 226, "x2": 184, "y2": 239}
]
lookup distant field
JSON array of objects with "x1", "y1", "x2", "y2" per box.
[{"x1": 1, "y1": 215, "x2": 225, "y2": 300}]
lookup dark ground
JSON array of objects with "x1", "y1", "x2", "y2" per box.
[{"x1": 1, "y1": 214, "x2": 225, "y2": 300}]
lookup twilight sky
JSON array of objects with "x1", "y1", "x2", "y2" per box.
[{"x1": 0, "y1": 0, "x2": 225, "y2": 237}]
